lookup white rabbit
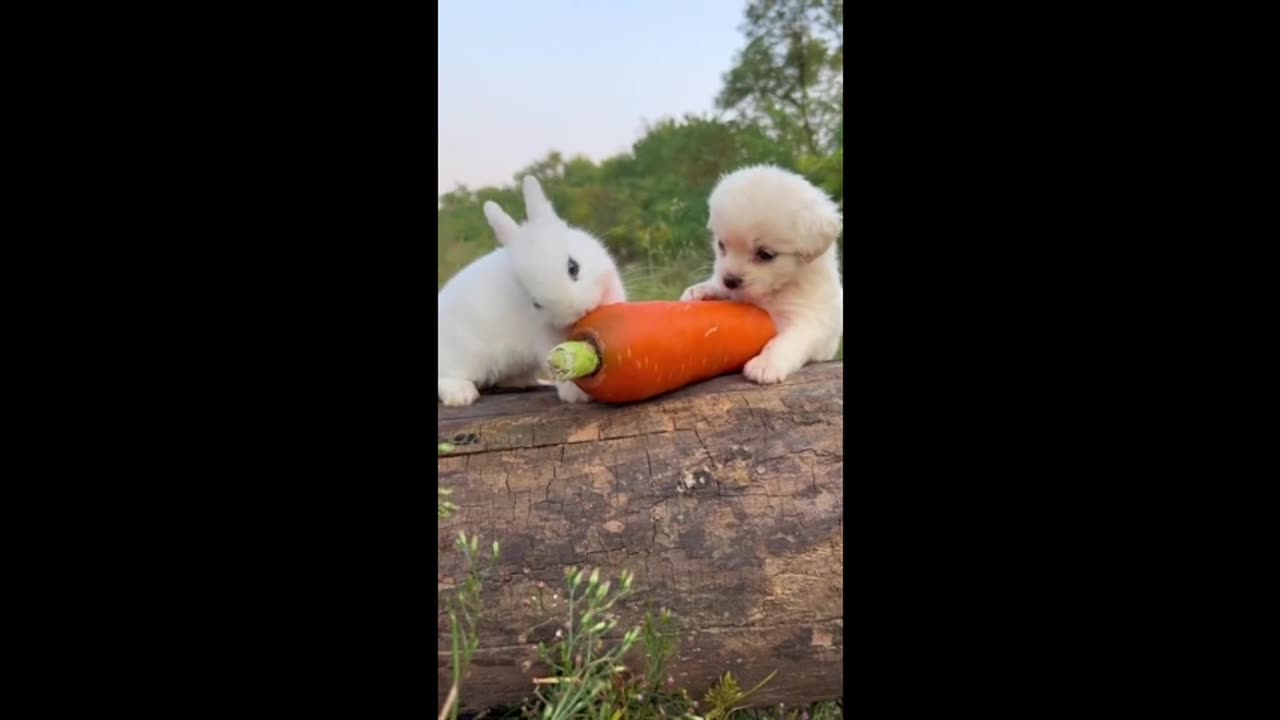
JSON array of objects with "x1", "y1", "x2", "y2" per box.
[{"x1": 438, "y1": 176, "x2": 627, "y2": 407}]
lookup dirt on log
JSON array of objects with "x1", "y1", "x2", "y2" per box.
[{"x1": 438, "y1": 362, "x2": 843, "y2": 713}]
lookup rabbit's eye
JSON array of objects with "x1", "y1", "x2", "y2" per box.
[{"x1": 568, "y1": 257, "x2": 579, "y2": 281}]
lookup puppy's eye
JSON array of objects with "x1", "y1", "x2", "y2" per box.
[
  {"x1": 568, "y1": 257, "x2": 579, "y2": 281},
  {"x1": 755, "y1": 248, "x2": 776, "y2": 262},
  {"x1": 532, "y1": 300, "x2": 543, "y2": 309},
  {"x1": 717, "y1": 240, "x2": 725, "y2": 254}
]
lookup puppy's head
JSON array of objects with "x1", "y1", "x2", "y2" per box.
[{"x1": 704, "y1": 164, "x2": 841, "y2": 302}]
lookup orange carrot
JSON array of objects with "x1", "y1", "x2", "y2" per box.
[{"x1": 546, "y1": 301, "x2": 777, "y2": 404}]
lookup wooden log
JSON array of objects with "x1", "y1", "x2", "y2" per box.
[{"x1": 438, "y1": 362, "x2": 844, "y2": 713}]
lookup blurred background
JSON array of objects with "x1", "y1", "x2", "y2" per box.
[{"x1": 438, "y1": 0, "x2": 843, "y2": 304}]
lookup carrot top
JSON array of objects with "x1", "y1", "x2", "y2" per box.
[{"x1": 547, "y1": 341, "x2": 600, "y2": 381}]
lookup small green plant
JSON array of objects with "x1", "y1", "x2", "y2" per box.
[
  {"x1": 440, "y1": 532, "x2": 500, "y2": 720},
  {"x1": 438, "y1": 442, "x2": 459, "y2": 519},
  {"x1": 807, "y1": 700, "x2": 841, "y2": 720},
  {"x1": 702, "y1": 670, "x2": 778, "y2": 720},
  {"x1": 640, "y1": 607, "x2": 680, "y2": 696},
  {"x1": 599, "y1": 605, "x2": 691, "y2": 720},
  {"x1": 527, "y1": 567, "x2": 642, "y2": 720},
  {"x1": 438, "y1": 487, "x2": 458, "y2": 519}
]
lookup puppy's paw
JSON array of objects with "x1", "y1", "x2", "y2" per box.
[
  {"x1": 439, "y1": 378, "x2": 480, "y2": 407},
  {"x1": 680, "y1": 282, "x2": 724, "y2": 302},
  {"x1": 556, "y1": 381, "x2": 592, "y2": 404},
  {"x1": 743, "y1": 353, "x2": 794, "y2": 385}
]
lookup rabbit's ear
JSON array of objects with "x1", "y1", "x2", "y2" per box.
[
  {"x1": 522, "y1": 175, "x2": 556, "y2": 222},
  {"x1": 484, "y1": 201, "x2": 519, "y2": 246}
]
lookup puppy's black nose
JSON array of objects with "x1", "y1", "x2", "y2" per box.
[{"x1": 722, "y1": 274, "x2": 742, "y2": 290}]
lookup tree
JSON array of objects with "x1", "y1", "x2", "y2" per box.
[
  {"x1": 716, "y1": 0, "x2": 842, "y2": 156},
  {"x1": 437, "y1": 2, "x2": 844, "y2": 288}
]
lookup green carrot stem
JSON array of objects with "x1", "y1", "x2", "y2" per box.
[{"x1": 547, "y1": 341, "x2": 600, "y2": 381}]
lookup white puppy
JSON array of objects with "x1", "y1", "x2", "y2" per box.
[{"x1": 681, "y1": 164, "x2": 843, "y2": 385}]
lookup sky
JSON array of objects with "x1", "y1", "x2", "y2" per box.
[{"x1": 438, "y1": 0, "x2": 748, "y2": 198}]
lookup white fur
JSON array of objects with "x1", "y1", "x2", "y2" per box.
[
  {"x1": 438, "y1": 176, "x2": 626, "y2": 406},
  {"x1": 681, "y1": 164, "x2": 842, "y2": 385}
]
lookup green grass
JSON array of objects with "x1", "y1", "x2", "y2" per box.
[
  {"x1": 736, "y1": 699, "x2": 843, "y2": 720},
  {"x1": 438, "y1": 550, "x2": 842, "y2": 720},
  {"x1": 617, "y1": 254, "x2": 710, "y2": 302}
]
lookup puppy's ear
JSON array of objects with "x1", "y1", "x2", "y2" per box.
[
  {"x1": 484, "y1": 201, "x2": 519, "y2": 246},
  {"x1": 522, "y1": 175, "x2": 557, "y2": 222},
  {"x1": 797, "y1": 209, "x2": 842, "y2": 263}
]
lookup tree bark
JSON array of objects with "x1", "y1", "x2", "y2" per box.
[{"x1": 438, "y1": 362, "x2": 844, "y2": 713}]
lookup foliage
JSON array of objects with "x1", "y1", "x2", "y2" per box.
[
  {"x1": 717, "y1": 0, "x2": 842, "y2": 156},
  {"x1": 439, "y1": 442, "x2": 458, "y2": 518},
  {"x1": 702, "y1": 671, "x2": 779, "y2": 720},
  {"x1": 439, "y1": 0, "x2": 843, "y2": 291},
  {"x1": 442, "y1": 532, "x2": 501, "y2": 720},
  {"x1": 437, "y1": 113, "x2": 815, "y2": 285},
  {"x1": 434, "y1": 548, "x2": 839, "y2": 720},
  {"x1": 735, "y1": 699, "x2": 842, "y2": 720},
  {"x1": 640, "y1": 607, "x2": 680, "y2": 696},
  {"x1": 518, "y1": 575, "x2": 698, "y2": 720},
  {"x1": 438, "y1": 0, "x2": 844, "y2": 298},
  {"x1": 526, "y1": 567, "x2": 642, "y2": 720},
  {"x1": 438, "y1": 487, "x2": 458, "y2": 519}
]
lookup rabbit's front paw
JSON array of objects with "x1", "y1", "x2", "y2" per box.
[
  {"x1": 556, "y1": 382, "x2": 592, "y2": 404},
  {"x1": 439, "y1": 378, "x2": 480, "y2": 406}
]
